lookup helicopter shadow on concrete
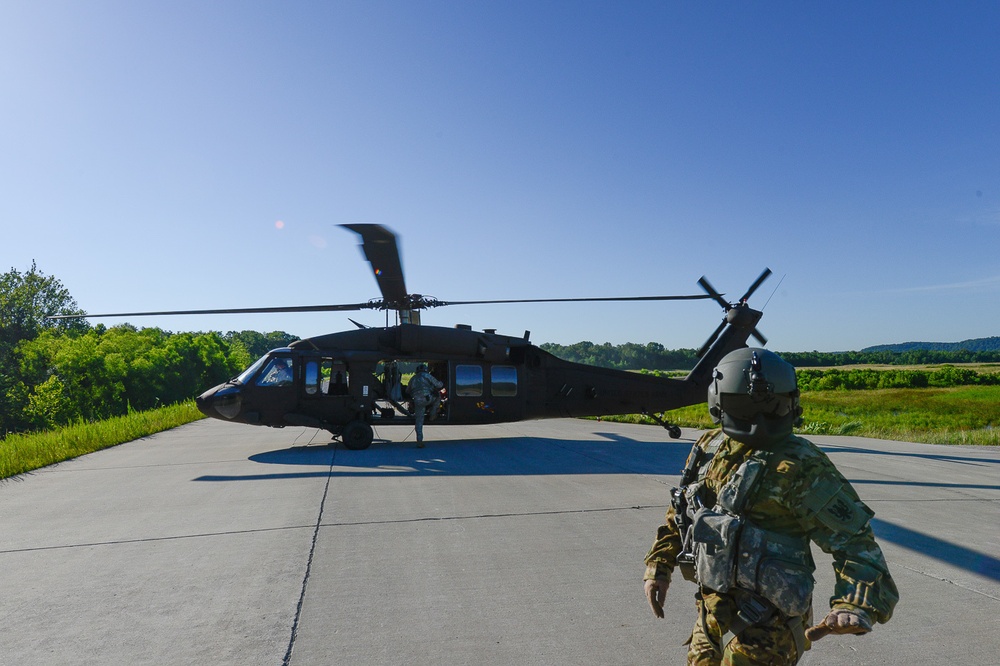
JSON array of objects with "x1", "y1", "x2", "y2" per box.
[
  {"x1": 818, "y1": 443, "x2": 1000, "y2": 492},
  {"x1": 815, "y1": 442, "x2": 1000, "y2": 581},
  {"x1": 193, "y1": 432, "x2": 694, "y2": 482},
  {"x1": 870, "y1": 518, "x2": 1000, "y2": 583},
  {"x1": 820, "y1": 444, "x2": 1000, "y2": 468},
  {"x1": 192, "y1": 433, "x2": 1000, "y2": 583}
]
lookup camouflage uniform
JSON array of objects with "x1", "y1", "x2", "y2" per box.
[
  {"x1": 644, "y1": 428, "x2": 898, "y2": 665},
  {"x1": 408, "y1": 367, "x2": 443, "y2": 444}
]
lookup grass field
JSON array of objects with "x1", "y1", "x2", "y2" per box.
[{"x1": 604, "y1": 384, "x2": 1000, "y2": 446}]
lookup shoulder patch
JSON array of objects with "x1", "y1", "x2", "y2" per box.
[{"x1": 803, "y1": 478, "x2": 873, "y2": 534}]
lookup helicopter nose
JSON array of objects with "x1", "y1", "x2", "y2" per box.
[{"x1": 196, "y1": 384, "x2": 242, "y2": 420}]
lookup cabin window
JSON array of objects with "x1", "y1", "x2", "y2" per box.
[
  {"x1": 305, "y1": 361, "x2": 320, "y2": 394},
  {"x1": 304, "y1": 359, "x2": 348, "y2": 395},
  {"x1": 491, "y1": 366, "x2": 517, "y2": 397},
  {"x1": 455, "y1": 365, "x2": 483, "y2": 397},
  {"x1": 328, "y1": 364, "x2": 348, "y2": 395}
]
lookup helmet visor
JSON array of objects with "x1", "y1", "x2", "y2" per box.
[{"x1": 720, "y1": 392, "x2": 796, "y2": 421}]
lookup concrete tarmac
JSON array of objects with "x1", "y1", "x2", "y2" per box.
[{"x1": 0, "y1": 418, "x2": 997, "y2": 665}]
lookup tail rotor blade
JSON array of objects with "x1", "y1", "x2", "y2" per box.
[
  {"x1": 697, "y1": 276, "x2": 730, "y2": 310},
  {"x1": 739, "y1": 268, "x2": 772, "y2": 303},
  {"x1": 696, "y1": 320, "x2": 728, "y2": 357}
]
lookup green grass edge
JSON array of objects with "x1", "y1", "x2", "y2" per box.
[
  {"x1": 597, "y1": 385, "x2": 1000, "y2": 447},
  {"x1": 0, "y1": 402, "x2": 205, "y2": 480}
]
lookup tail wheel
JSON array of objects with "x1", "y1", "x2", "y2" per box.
[{"x1": 342, "y1": 420, "x2": 374, "y2": 450}]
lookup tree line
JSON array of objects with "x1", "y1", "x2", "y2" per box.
[
  {"x1": 540, "y1": 342, "x2": 1000, "y2": 370},
  {"x1": 1, "y1": 263, "x2": 296, "y2": 437},
  {"x1": 538, "y1": 341, "x2": 702, "y2": 370}
]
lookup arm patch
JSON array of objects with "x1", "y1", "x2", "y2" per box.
[{"x1": 802, "y1": 477, "x2": 873, "y2": 534}]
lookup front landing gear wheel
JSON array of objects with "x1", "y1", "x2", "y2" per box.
[
  {"x1": 342, "y1": 421, "x2": 374, "y2": 450},
  {"x1": 667, "y1": 425, "x2": 682, "y2": 439}
]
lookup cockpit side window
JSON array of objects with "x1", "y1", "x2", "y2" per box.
[{"x1": 257, "y1": 358, "x2": 295, "y2": 387}]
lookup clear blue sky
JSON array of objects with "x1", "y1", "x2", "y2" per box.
[{"x1": 3, "y1": 1, "x2": 998, "y2": 352}]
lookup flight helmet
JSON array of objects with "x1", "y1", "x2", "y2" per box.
[{"x1": 707, "y1": 347, "x2": 802, "y2": 448}]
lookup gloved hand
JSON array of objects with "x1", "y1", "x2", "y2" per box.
[
  {"x1": 805, "y1": 608, "x2": 873, "y2": 641},
  {"x1": 644, "y1": 579, "x2": 669, "y2": 619}
]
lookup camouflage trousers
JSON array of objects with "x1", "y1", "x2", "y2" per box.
[
  {"x1": 412, "y1": 393, "x2": 440, "y2": 442},
  {"x1": 687, "y1": 590, "x2": 810, "y2": 666}
]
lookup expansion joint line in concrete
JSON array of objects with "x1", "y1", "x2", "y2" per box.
[
  {"x1": 282, "y1": 447, "x2": 336, "y2": 665},
  {"x1": 895, "y1": 562, "x2": 1000, "y2": 602}
]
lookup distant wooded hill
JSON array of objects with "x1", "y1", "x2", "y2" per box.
[
  {"x1": 862, "y1": 337, "x2": 1000, "y2": 353},
  {"x1": 540, "y1": 337, "x2": 1000, "y2": 370}
]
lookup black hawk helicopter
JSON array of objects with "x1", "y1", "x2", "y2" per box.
[{"x1": 57, "y1": 224, "x2": 772, "y2": 449}]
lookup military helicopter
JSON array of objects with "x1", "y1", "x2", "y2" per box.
[{"x1": 57, "y1": 224, "x2": 772, "y2": 450}]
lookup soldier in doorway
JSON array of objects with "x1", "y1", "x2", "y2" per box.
[{"x1": 408, "y1": 364, "x2": 444, "y2": 447}]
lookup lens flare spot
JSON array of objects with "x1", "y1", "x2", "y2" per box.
[{"x1": 275, "y1": 220, "x2": 285, "y2": 230}]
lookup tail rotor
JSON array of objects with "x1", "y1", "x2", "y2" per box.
[{"x1": 695, "y1": 269, "x2": 771, "y2": 357}]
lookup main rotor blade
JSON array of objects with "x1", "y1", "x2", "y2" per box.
[
  {"x1": 47, "y1": 302, "x2": 378, "y2": 319},
  {"x1": 340, "y1": 224, "x2": 408, "y2": 305},
  {"x1": 437, "y1": 294, "x2": 715, "y2": 306},
  {"x1": 48, "y1": 293, "x2": 714, "y2": 320}
]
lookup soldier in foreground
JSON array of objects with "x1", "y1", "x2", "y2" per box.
[{"x1": 643, "y1": 348, "x2": 898, "y2": 665}]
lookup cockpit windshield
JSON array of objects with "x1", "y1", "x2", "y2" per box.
[{"x1": 235, "y1": 355, "x2": 269, "y2": 385}]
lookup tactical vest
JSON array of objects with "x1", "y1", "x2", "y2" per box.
[{"x1": 677, "y1": 434, "x2": 815, "y2": 618}]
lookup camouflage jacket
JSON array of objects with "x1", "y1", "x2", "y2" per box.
[
  {"x1": 644, "y1": 429, "x2": 899, "y2": 624},
  {"x1": 408, "y1": 371, "x2": 443, "y2": 400}
]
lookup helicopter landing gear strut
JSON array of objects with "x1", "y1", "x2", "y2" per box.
[
  {"x1": 340, "y1": 420, "x2": 374, "y2": 450},
  {"x1": 643, "y1": 411, "x2": 682, "y2": 439}
]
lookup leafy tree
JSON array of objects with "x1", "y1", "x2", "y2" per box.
[
  {"x1": 222, "y1": 330, "x2": 299, "y2": 360},
  {"x1": 1, "y1": 262, "x2": 89, "y2": 433},
  {"x1": 225, "y1": 337, "x2": 254, "y2": 375},
  {"x1": 0, "y1": 261, "x2": 88, "y2": 347},
  {"x1": 8, "y1": 326, "x2": 239, "y2": 432},
  {"x1": 23, "y1": 375, "x2": 79, "y2": 430}
]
